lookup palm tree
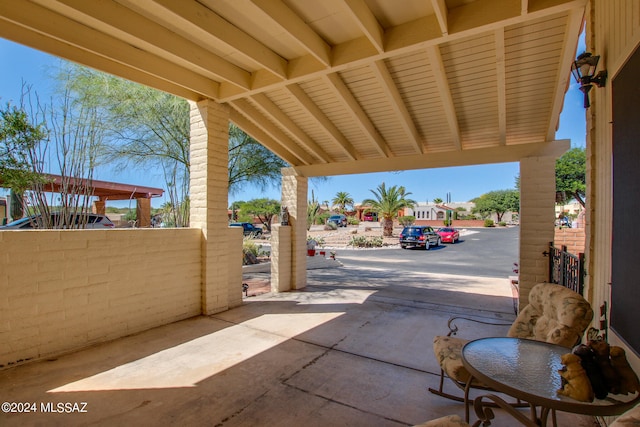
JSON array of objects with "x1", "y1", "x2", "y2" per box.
[
  {"x1": 362, "y1": 183, "x2": 416, "y2": 237},
  {"x1": 433, "y1": 197, "x2": 443, "y2": 204},
  {"x1": 332, "y1": 191, "x2": 354, "y2": 213}
]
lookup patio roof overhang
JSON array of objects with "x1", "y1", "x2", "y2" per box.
[{"x1": 0, "y1": 0, "x2": 586, "y2": 177}]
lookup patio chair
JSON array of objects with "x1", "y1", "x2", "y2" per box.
[{"x1": 430, "y1": 282, "x2": 594, "y2": 421}]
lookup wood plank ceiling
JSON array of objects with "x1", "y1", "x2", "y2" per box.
[{"x1": 0, "y1": 0, "x2": 586, "y2": 177}]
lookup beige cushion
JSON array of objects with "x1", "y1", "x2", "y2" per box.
[
  {"x1": 414, "y1": 415, "x2": 470, "y2": 427},
  {"x1": 507, "y1": 283, "x2": 594, "y2": 348},
  {"x1": 432, "y1": 336, "x2": 483, "y2": 386},
  {"x1": 610, "y1": 404, "x2": 640, "y2": 426},
  {"x1": 433, "y1": 283, "x2": 593, "y2": 385}
]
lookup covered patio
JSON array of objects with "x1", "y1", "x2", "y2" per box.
[
  {"x1": 1, "y1": 0, "x2": 640, "y2": 425},
  {"x1": 0, "y1": 266, "x2": 594, "y2": 426}
]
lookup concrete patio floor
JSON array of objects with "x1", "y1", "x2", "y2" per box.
[{"x1": 0, "y1": 265, "x2": 597, "y2": 426}]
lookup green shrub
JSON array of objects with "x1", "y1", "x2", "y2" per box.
[
  {"x1": 348, "y1": 216, "x2": 359, "y2": 225},
  {"x1": 498, "y1": 221, "x2": 507, "y2": 227},
  {"x1": 398, "y1": 215, "x2": 415, "y2": 226},
  {"x1": 317, "y1": 212, "x2": 330, "y2": 225},
  {"x1": 443, "y1": 220, "x2": 451, "y2": 226},
  {"x1": 243, "y1": 238, "x2": 259, "y2": 257},
  {"x1": 484, "y1": 219, "x2": 495, "y2": 227},
  {"x1": 348, "y1": 235, "x2": 384, "y2": 248},
  {"x1": 324, "y1": 221, "x2": 338, "y2": 230}
]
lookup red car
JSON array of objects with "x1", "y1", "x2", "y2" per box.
[{"x1": 437, "y1": 227, "x2": 460, "y2": 243}]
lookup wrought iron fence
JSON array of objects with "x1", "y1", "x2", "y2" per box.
[{"x1": 547, "y1": 242, "x2": 585, "y2": 295}]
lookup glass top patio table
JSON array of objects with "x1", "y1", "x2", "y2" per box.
[{"x1": 462, "y1": 337, "x2": 640, "y2": 426}]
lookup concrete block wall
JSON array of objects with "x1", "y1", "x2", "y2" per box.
[{"x1": 0, "y1": 228, "x2": 202, "y2": 369}]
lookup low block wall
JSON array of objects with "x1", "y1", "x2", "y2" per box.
[{"x1": 0, "y1": 228, "x2": 202, "y2": 368}]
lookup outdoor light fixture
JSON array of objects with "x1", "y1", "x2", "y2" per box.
[{"x1": 571, "y1": 52, "x2": 607, "y2": 108}]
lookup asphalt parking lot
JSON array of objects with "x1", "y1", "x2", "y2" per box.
[{"x1": 334, "y1": 226, "x2": 520, "y2": 279}]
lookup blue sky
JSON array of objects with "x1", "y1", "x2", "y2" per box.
[{"x1": 0, "y1": 36, "x2": 587, "y2": 207}]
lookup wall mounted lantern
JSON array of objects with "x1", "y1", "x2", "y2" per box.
[{"x1": 571, "y1": 52, "x2": 607, "y2": 108}]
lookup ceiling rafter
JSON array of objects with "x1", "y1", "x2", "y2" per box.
[
  {"x1": 220, "y1": 0, "x2": 585, "y2": 103},
  {"x1": 0, "y1": 1, "x2": 220, "y2": 99},
  {"x1": 546, "y1": 7, "x2": 585, "y2": 141},
  {"x1": 148, "y1": 0, "x2": 288, "y2": 80},
  {"x1": 426, "y1": 45, "x2": 462, "y2": 150},
  {"x1": 495, "y1": 28, "x2": 507, "y2": 145},
  {"x1": 230, "y1": 99, "x2": 315, "y2": 166},
  {"x1": 323, "y1": 72, "x2": 392, "y2": 158},
  {"x1": 431, "y1": 0, "x2": 449, "y2": 35},
  {"x1": 284, "y1": 84, "x2": 360, "y2": 161},
  {"x1": 0, "y1": 18, "x2": 202, "y2": 100},
  {"x1": 251, "y1": 0, "x2": 332, "y2": 67},
  {"x1": 343, "y1": 0, "x2": 384, "y2": 54},
  {"x1": 52, "y1": 0, "x2": 251, "y2": 91},
  {"x1": 229, "y1": 109, "x2": 301, "y2": 166},
  {"x1": 250, "y1": 93, "x2": 332, "y2": 163},
  {"x1": 521, "y1": 0, "x2": 529, "y2": 14},
  {"x1": 293, "y1": 140, "x2": 571, "y2": 178},
  {"x1": 370, "y1": 60, "x2": 424, "y2": 154}
]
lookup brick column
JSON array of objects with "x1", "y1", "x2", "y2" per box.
[
  {"x1": 281, "y1": 169, "x2": 307, "y2": 289},
  {"x1": 519, "y1": 156, "x2": 557, "y2": 308},
  {"x1": 189, "y1": 99, "x2": 239, "y2": 314},
  {"x1": 270, "y1": 224, "x2": 292, "y2": 292}
]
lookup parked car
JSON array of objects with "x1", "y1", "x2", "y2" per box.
[
  {"x1": 437, "y1": 227, "x2": 460, "y2": 243},
  {"x1": 327, "y1": 214, "x2": 347, "y2": 227},
  {"x1": 363, "y1": 212, "x2": 378, "y2": 222},
  {"x1": 229, "y1": 222, "x2": 263, "y2": 237},
  {"x1": 399, "y1": 225, "x2": 440, "y2": 249},
  {"x1": 0, "y1": 213, "x2": 115, "y2": 230}
]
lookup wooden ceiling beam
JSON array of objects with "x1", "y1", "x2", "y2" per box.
[
  {"x1": 250, "y1": 93, "x2": 332, "y2": 163},
  {"x1": 495, "y1": 28, "x2": 507, "y2": 145},
  {"x1": 1, "y1": 1, "x2": 220, "y2": 99},
  {"x1": 284, "y1": 84, "x2": 360, "y2": 161},
  {"x1": 546, "y1": 7, "x2": 585, "y2": 141},
  {"x1": 229, "y1": 109, "x2": 301, "y2": 166},
  {"x1": 229, "y1": 99, "x2": 315, "y2": 166},
  {"x1": 343, "y1": 0, "x2": 385, "y2": 54},
  {"x1": 251, "y1": 0, "x2": 332, "y2": 67},
  {"x1": 0, "y1": 18, "x2": 203, "y2": 100},
  {"x1": 220, "y1": 0, "x2": 586, "y2": 102},
  {"x1": 426, "y1": 45, "x2": 462, "y2": 150},
  {"x1": 370, "y1": 60, "x2": 423, "y2": 154},
  {"x1": 38, "y1": 0, "x2": 251, "y2": 91},
  {"x1": 323, "y1": 72, "x2": 392, "y2": 158},
  {"x1": 431, "y1": 0, "x2": 449, "y2": 35},
  {"x1": 293, "y1": 140, "x2": 571, "y2": 178},
  {"x1": 149, "y1": 0, "x2": 288, "y2": 80}
]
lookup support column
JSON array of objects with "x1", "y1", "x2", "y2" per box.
[
  {"x1": 189, "y1": 99, "x2": 239, "y2": 314},
  {"x1": 280, "y1": 169, "x2": 307, "y2": 290},
  {"x1": 136, "y1": 198, "x2": 151, "y2": 227},
  {"x1": 519, "y1": 156, "x2": 557, "y2": 308},
  {"x1": 92, "y1": 200, "x2": 106, "y2": 215},
  {"x1": 271, "y1": 224, "x2": 291, "y2": 292}
]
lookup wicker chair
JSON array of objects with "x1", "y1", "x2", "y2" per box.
[{"x1": 429, "y1": 282, "x2": 594, "y2": 421}]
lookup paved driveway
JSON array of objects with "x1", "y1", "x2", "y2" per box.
[{"x1": 335, "y1": 227, "x2": 519, "y2": 278}]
